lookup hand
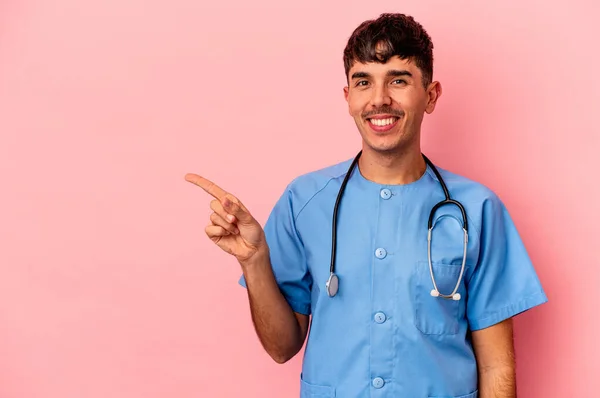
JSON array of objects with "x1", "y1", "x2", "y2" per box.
[{"x1": 185, "y1": 173, "x2": 267, "y2": 263}]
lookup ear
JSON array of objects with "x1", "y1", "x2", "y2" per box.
[
  {"x1": 343, "y1": 86, "x2": 352, "y2": 115},
  {"x1": 425, "y1": 81, "x2": 442, "y2": 114}
]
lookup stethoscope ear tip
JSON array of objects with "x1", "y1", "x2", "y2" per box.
[{"x1": 430, "y1": 289, "x2": 461, "y2": 301}]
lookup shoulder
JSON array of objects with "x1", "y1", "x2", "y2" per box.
[
  {"x1": 430, "y1": 166, "x2": 498, "y2": 202},
  {"x1": 281, "y1": 157, "x2": 353, "y2": 219},
  {"x1": 428, "y1": 164, "x2": 507, "y2": 232}
]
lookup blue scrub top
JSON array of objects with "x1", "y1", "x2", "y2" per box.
[{"x1": 239, "y1": 157, "x2": 547, "y2": 398}]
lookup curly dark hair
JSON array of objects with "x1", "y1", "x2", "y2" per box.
[{"x1": 343, "y1": 13, "x2": 434, "y2": 88}]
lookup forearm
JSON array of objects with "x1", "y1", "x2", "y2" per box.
[
  {"x1": 478, "y1": 365, "x2": 516, "y2": 398},
  {"x1": 473, "y1": 318, "x2": 517, "y2": 398},
  {"x1": 241, "y1": 249, "x2": 305, "y2": 363}
]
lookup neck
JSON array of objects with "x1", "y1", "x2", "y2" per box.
[{"x1": 357, "y1": 145, "x2": 427, "y2": 185}]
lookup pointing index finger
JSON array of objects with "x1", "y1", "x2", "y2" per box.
[{"x1": 185, "y1": 173, "x2": 227, "y2": 200}]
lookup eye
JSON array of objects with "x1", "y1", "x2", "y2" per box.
[
  {"x1": 392, "y1": 79, "x2": 407, "y2": 85},
  {"x1": 355, "y1": 80, "x2": 369, "y2": 87}
]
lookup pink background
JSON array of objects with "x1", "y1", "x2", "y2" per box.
[{"x1": 1, "y1": 0, "x2": 598, "y2": 396}]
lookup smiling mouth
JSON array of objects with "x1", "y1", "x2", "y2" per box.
[
  {"x1": 367, "y1": 117, "x2": 399, "y2": 127},
  {"x1": 366, "y1": 116, "x2": 401, "y2": 132}
]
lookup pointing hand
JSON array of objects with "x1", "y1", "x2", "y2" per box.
[{"x1": 185, "y1": 173, "x2": 267, "y2": 263}]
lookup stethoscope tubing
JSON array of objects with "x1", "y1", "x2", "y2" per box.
[{"x1": 327, "y1": 150, "x2": 469, "y2": 300}]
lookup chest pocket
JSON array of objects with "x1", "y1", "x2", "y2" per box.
[
  {"x1": 300, "y1": 375, "x2": 335, "y2": 398},
  {"x1": 413, "y1": 260, "x2": 465, "y2": 335}
]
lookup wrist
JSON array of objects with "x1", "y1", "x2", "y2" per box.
[{"x1": 239, "y1": 244, "x2": 270, "y2": 270}]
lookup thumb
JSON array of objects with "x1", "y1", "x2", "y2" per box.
[{"x1": 222, "y1": 195, "x2": 254, "y2": 225}]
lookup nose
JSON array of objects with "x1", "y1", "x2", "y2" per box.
[{"x1": 370, "y1": 84, "x2": 392, "y2": 107}]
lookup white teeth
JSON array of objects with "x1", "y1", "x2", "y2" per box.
[{"x1": 370, "y1": 118, "x2": 396, "y2": 126}]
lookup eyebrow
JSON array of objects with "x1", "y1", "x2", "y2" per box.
[{"x1": 351, "y1": 69, "x2": 413, "y2": 80}]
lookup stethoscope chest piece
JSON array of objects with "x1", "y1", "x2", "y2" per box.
[{"x1": 326, "y1": 272, "x2": 339, "y2": 297}]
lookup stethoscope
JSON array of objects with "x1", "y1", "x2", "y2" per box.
[{"x1": 325, "y1": 150, "x2": 469, "y2": 301}]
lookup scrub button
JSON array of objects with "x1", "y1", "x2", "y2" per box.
[
  {"x1": 374, "y1": 312, "x2": 386, "y2": 323},
  {"x1": 372, "y1": 377, "x2": 385, "y2": 389},
  {"x1": 375, "y1": 248, "x2": 387, "y2": 259},
  {"x1": 380, "y1": 188, "x2": 392, "y2": 200}
]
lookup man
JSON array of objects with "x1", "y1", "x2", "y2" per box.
[{"x1": 186, "y1": 13, "x2": 547, "y2": 398}]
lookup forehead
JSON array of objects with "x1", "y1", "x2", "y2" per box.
[{"x1": 348, "y1": 56, "x2": 421, "y2": 79}]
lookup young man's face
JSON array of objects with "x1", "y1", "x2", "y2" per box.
[{"x1": 343, "y1": 55, "x2": 441, "y2": 155}]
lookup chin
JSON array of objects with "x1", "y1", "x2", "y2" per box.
[
  {"x1": 361, "y1": 132, "x2": 401, "y2": 151},
  {"x1": 363, "y1": 133, "x2": 417, "y2": 155},
  {"x1": 363, "y1": 140, "x2": 402, "y2": 154}
]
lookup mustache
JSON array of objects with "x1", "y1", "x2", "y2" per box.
[{"x1": 362, "y1": 107, "x2": 404, "y2": 118}]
